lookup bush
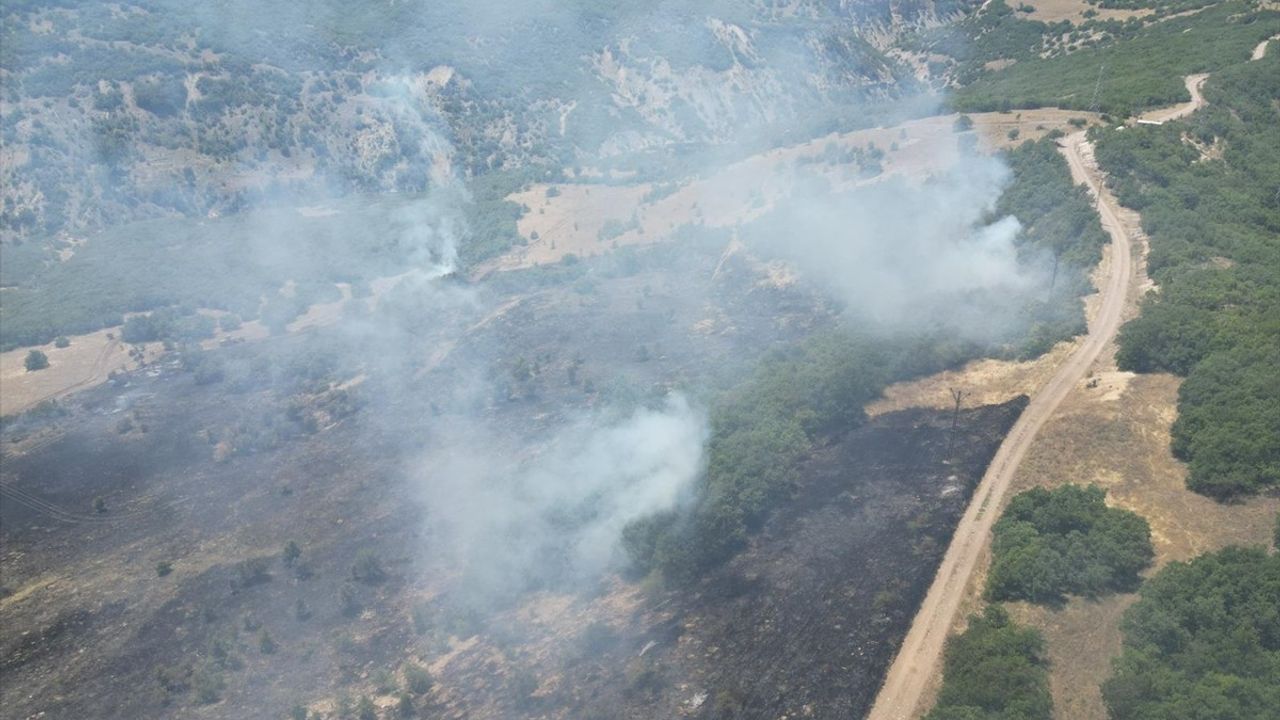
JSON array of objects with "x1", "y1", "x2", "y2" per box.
[
  {"x1": 351, "y1": 551, "x2": 387, "y2": 584},
  {"x1": 282, "y1": 540, "x2": 301, "y2": 567},
  {"x1": 404, "y1": 663, "x2": 433, "y2": 695},
  {"x1": 233, "y1": 557, "x2": 271, "y2": 587},
  {"x1": 156, "y1": 561, "x2": 173, "y2": 577},
  {"x1": 926, "y1": 605, "x2": 1052, "y2": 720},
  {"x1": 54, "y1": 336, "x2": 70, "y2": 348},
  {"x1": 24, "y1": 350, "x2": 49, "y2": 371},
  {"x1": 987, "y1": 485, "x2": 1153, "y2": 604}
]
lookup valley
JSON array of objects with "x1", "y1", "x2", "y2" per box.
[{"x1": 3, "y1": 2, "x2": 1279, "y2": 720}]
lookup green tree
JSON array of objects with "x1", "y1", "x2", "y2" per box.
[
  {"x1": 282, "y1": 540, "x2": 301, "y2": 567},
  {"x1": 24, "y1": 350, "x2": 49, "y2": 371},
  {"x1": 926, "y1": 605, "x2": 1052, "y2": 720},
  {"x1": 987, "y1": 485, "x2": 1153, "y2": 604}
]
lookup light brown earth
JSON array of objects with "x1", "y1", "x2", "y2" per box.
[
  {"x1": 1018, "y1": 0, "x2": 1151, "y2": 24},
  {"x1": 0, "y1": 330, "x2": 163, "y2": 417},
  {"x1": 1252, "y1": 34, "x2": 1278, "y2": 60},
  {"x1": 478, "y1": 109, "x2": 1099, "y2": 274}
]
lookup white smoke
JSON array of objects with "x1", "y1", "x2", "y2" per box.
[{"x1": 416, "y1": 394, "x2": 708, "y2": 598}]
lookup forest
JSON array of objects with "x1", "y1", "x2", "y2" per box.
[
  {"x1": 1099, "y1": 55, "x2": 1280, "y2": 497},
  {"x1": 1102, "y1": 547, "x2": 1280, "y2": 719}
]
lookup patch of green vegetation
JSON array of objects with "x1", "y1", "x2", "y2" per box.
[
  {"x1": 925, "y1": 604, "x2": 1053, "y2": 720},
  {"x1": 906, "y1": 0, "x2": 1064, "y2": 85},
  {"x1": 953, "y1": 2, "x2": 1280, "y2": 115},
  {"x1": 623, "y1": 329, "x2": 985, "y2": 581},
  {"x1": 1102, "y1": 546, "x2": 1280, "y2": 719},
  {"x1": 994, "y1": 137, "x2": 1109, "y2": 358},
  {"x1": 23, "y1": 349, "x2": 49, "y2": 371},
  {"x1": 1099, "y1": 54, "x2": 1280, "y2": 498},
  {"x1": 988, "y1": 485, "x2": 1153, "y2": 604}
]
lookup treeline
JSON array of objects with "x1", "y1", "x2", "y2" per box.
[
  {"x1": 952, "y1": 2, "x2": 1280, "y2": 116},
  {"x1": 925, "y1": 605, "x2": 1053, "y2": 720},
  {"x1": 1102, "y1": 546, "x2": 1280, "y2": 718},
  {"x1": 1099, "y1": 55, "x2": 1280, "y2": 497},
  {"x1": 994, "y1": 137, "x2": 1109, "y2": 358},
  {"x1": 622, "y1": 330, "x2": 981, "y2": 582},
  {"x1": 988, "y1": 485, "x2": 1153, "y2": 604}
]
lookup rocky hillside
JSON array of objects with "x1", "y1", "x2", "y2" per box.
[{"x1": 0, "y1": 0, "x2": 977, "y2": 244}]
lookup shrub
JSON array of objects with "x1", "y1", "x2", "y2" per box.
[
  {"x1": 351, "y1": 551, "x2": 387, "y2": 584},
  {"x1": 404, "y1": 663, "x2": 433, "y2": 695},
  {"x1": 282, "y1": 540, "x2": 301, "y2": 567},
  {"x1": 987, "y1": 485, "x2": 1153, "y2": 604},
  {"x1": 156, "y1": 561, "x2": 173, "y2": 577},
  {"x1": 258, "y1": 630, "x2": 276, "y2": 654},
  {"x1": 1102, "y1": 547, "x2": 1280, "y2": 719},
  {"x1": 24, "y1": 350, "x2": 49, "y2": 371},
  {"x1": 926, "y1": 605, "x2": 1052, "y2": 720},
  {"x1": 54, "y1": 336, "x2": 70, "y2": 348},
  {"x1": 233, "y1": 557, "x2": 271, "y2": 587},
  {"x1": 340, "y1": 585, "x2": 361, "y2": 617}
]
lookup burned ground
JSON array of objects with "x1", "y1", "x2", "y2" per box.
[
  {"x1": 1, "y1": 235, "x2": 1022, "y2": 720},
  {"x1": 427, "y1": 399, "x2": 1025, "y2": 720}
]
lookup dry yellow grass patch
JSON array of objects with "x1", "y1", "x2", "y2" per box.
[
  {"x1": 1019, "y1": 0, "x2": 1151, "y2": 24},
  {"x1": 0, "y1": 330, "x2": 162, "y2": 417}
]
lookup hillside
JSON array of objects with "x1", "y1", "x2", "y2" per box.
[{"x1": 2, "y1": 2, "x2": 1278, "y2": 720}]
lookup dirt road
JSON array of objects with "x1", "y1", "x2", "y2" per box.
[
  {"x1": 867, "y1": 71, "x2": 1224, "y2": 718},
  {"x1": 1252, "y1": 35, "x2": 1277, "y2": 61},
  {"x1": 1139, "y1": 73, "x2": 1208, "y2": 124}
]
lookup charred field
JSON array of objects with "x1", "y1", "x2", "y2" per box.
[{"x1": 0, "y1": 230, "x2": 1025, "y2": 720}]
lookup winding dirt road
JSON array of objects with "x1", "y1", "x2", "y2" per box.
[{"x1": 867, "y1": 78, "x2": 1214, "y2": 720}]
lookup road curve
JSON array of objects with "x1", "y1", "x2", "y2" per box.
[
  {"x1": 1139, "y1": 73, "x2": 1208, "y2": 124},
  {"x1": 866, "y1": 134, "x2": 1137, "y2": 720}
]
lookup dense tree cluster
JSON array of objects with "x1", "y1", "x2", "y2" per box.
[
  {"x1": 952, "y1": 2, "x2": 1280, "y2": 115},
  {"x1": 1102, "y1": 547, "x2": 1280, "y2": 719},
  {"x1": 994, "y1": 138, "x2": 1109, "y2": 358},
  {"x1": 623, "y1": 330, "x2": 981, "y2": 581},
  {"x1": 988, "y1": 485, "x2": 1153, "y2": 604},
  {"x1": 1099, "y1": 55, "x2": 1280, "y2": 497},
  {"x1": 925, "y1": 605, "x2": 1053, "y2": 720}
]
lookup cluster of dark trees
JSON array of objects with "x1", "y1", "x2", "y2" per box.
[
  {"x1": 926, "y1": 605, "x2": 1053, "y2": 720},
  {"x1": 952, "y1": 1, "x2": 1280, "y2": 116},
  {"x1": 1102, "y1": 546, "x2": 1280, "y2": 718},
  {"x1": 994, "y1": 137, "x2": 1109, "y2": 358},
  {"x1": 622, "y1": 330, "x2": 956, "y2": 582},
  {"x1": 987, "y1": 485, "x2": 1154, "y2": 604},
  {"x1": 1100, "y1": 55, "x2": 1280, "y2": 498}
]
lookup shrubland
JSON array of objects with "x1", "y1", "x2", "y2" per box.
[
  {"x1": 951, "y1": 1, "x2": 1280, "y2": 115},
  {"x1": 1102, "y1": 547, "x2": 1280, "y2": 719},
  {"x1": 1099, "y1": 54, "x2": 1280, "y2": 497}
]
